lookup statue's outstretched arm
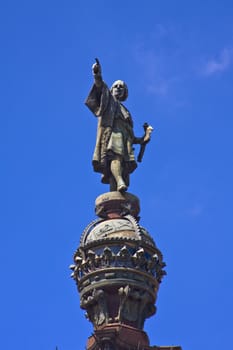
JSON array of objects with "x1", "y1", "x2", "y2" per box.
[{"x1": 92, "y1": 58, "x2": 103, "y2": 88}]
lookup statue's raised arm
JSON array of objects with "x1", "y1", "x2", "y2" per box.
[
  {"x1": 85, "y1": 59, "x2": 153, "y2": 192},
  {"x1": 92, "y1": 58, "x2": 103, "y2": 87}
]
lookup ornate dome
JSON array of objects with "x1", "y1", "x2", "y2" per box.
[
  {"x1": 80, "y1": 215, "x2": 156, "y2": 249},
  {"x1": 71, "y1": 192, "x2": 166, "y2": 333}
]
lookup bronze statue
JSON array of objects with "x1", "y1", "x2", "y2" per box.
[{"x1": 85, "y1": 59, "x2": 153, "y2": 192}]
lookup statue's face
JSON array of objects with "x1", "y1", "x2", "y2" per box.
[{"x1": 111, "y1": 80, "x2": 126, "y2": 101}]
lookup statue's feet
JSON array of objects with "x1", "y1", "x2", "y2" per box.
[{"x1": 117, "y1": 179, "x2": 127, "y2": 192}]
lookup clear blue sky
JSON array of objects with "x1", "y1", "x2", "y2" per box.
[{"x1": 1, "y1": 1, "x2": 233, "y2": 349}]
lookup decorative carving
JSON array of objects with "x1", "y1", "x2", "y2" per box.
[
  {"x1": 71, "y1": 244, "x2": 166, "y2": 285},
  {"x1": 86, "y1": 250, "x2": 98, "y2": 271},
  {"x1": 71, "y1": 194, "x2": 166, "y2": 336},
  {"x1": 117, "y1": 245, "x2": 130, "y2": 259},
  {"x1": 102, "y1": 247, "x2": 114, "y2": 266},
  {"x1": 117, "y1": 285, "x2": 156, "y2": 329},
  {"x1": 81, "y1": 289, "x2": 108, "y2": 327},
  {"x1": 80, "y1": 218, "x2": 103, "y2": 247},
  {"x1": 132, "y1": 248, "x2": 147, "y2": 270},
  {"x1": 155, "y1": 261, "x2": 167, "y2": 283},
  {"x1": 139, "y1": 226, "x2": 156, "y2": 247},
  {"x1": 82, "y1": 216, "x2": 140, "y2": 244}
]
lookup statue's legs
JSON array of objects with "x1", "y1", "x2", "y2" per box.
[
  {"x1": 109, "y1": 176, "x2": 117, "y2": 191},
  {"x1": 110, "y1": 158, "x2": 127, "y2": 192}
]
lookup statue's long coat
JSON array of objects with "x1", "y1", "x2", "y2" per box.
[{"x1": 85, "y1": 82, "x2": 137, "y2": 184}]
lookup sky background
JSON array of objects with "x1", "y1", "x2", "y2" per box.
[{"x1": 1, "y1": 1, "x2": 233, "y2": 349}]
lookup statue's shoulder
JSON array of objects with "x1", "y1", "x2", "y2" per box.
[{"x1": 119, "y1": 103, "x2": 133, "y2": 121}]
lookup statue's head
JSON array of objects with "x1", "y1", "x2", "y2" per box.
[{"x1": 110, "y1": 80, "x2": 128, "y2": 101}]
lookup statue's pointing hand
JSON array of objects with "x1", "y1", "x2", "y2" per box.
[{"x1": 92, "y1": 58, "x2": 102, "y2": 76}]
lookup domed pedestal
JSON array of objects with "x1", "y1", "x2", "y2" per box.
[{"x1": 70, "y1": 192, "x2": 181, "y2": 350}]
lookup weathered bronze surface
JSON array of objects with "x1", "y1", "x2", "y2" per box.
[
  {"x1": 87, "y1": 326, "x2": 182, "y2": 350},
  {"x1": 70, "y1": 60, "x2": 182, "y2": 349},
  {"x1": 85, "y1": 59, "x2": 153, "y2": 192},
  {"x1": 71, "y1": 193, "x2": 165, "y2": 330},
  {"x1": 95, "y1": 191, "x2": 140, "y2": 219}
]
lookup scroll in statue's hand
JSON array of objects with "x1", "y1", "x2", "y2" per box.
[{"x1": 143, "y1": 125, "x2": 153, "y2": 143}]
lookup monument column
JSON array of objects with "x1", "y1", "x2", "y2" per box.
[{"x1": 70, "y1": 59, "x2": 182, "y2": 350}]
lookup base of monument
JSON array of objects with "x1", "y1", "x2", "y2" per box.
[
  {"x1": 86, "y1": 324, "x2": 149, "y2": 350},
  {"x1": 86, "y1": 323, "x2": 182, "y2": 350},
  {"x1": 95, "y1": 191, "x2": 140, "y2": 219}
]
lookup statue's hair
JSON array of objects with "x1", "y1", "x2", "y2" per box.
[{"x1": 110, "y1": 80, "x2": 128, "y2": 101}]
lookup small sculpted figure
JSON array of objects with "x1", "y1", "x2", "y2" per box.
[{"x1": 85, "y1": 59, "x2": 153, "y2": 192}]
